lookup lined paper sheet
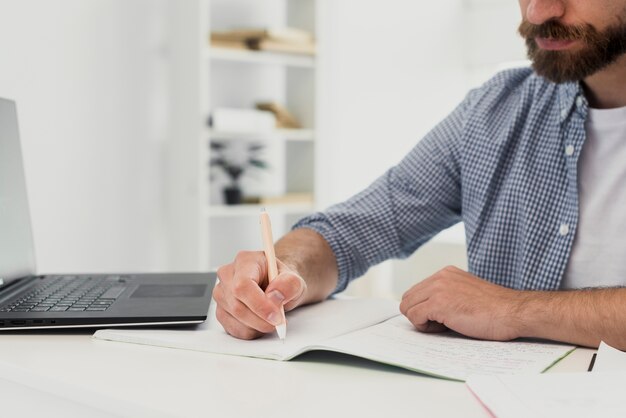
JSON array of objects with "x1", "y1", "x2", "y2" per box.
[{"x1": 321, "y1": 316, "x2": 575, "y2": 381}]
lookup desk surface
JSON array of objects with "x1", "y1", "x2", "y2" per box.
[{"x1": 0, "y1": 323, "x2": 595, "y2": 418}]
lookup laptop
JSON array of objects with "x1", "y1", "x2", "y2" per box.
[{"x1": 0, "y1": 98, "x2": 216, "y2": 330}]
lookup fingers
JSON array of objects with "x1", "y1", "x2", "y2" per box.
[
  {"x1": 400, "y1": 266, "x2": 467, "y2": 334},
  {"x1": 421, "y1": 321, "x2": 448, "y2": 333},
  {"x1": 265, "y1": 266, "x2": 307, "y2": 312},
  {"x1": 213, "y1": 251, "x2": 279, "y2": 339},
  {"x1": 399, "y1": 265, "x2": 467, "y2": 315},
  {"x1": 212, "y1": 250, "x2": 306, "y2": 340},
  {"x1": 403, "y1": 300, "x2": 448, "y2": 333},
  {"x1": 213, "y1": 282, "x2": 277, "y2": 334},
  {"x1": 400, "y1": 279, "x2": 439, "y2": 333},
  {"x1": 228, "y1": 251, "x2": 269, "y2": 286},
  {"x1": 215, "y1": 306, "x2": 264, "y2": 340}
]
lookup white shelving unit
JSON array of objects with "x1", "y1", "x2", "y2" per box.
[
  {"x1": 206, "y1": 128, "x2": 315, "y2": 142},
  {"x1": 207, "y1": 46, "x2": 316, "y2": 68},
  {"x1": 198, "y1": 0, "x2": 318, "y2": 270}
]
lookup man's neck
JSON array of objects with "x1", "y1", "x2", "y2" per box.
[{"x1": 583, "y1": 54, "x2": 626, "y2": 109}]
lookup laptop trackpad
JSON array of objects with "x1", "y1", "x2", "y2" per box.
[{"x1": 130, "y1": 284, "x2": 207, "y2": 298}]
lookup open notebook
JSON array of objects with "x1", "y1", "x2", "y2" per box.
[{"x1": 94, "y1": 298, "x2": 575, "y2": 382}]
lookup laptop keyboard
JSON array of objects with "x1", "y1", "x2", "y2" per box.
[{"x1": 0, "y1": 275, "x2": 128, "y2": 313}]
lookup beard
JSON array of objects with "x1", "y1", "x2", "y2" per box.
[{"x1": 518, "y1": 16, "x2": 626, "y2": 83}]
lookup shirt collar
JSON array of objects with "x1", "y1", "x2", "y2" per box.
[{"x1": 558, "y1": 81, "x2": 587, "y2": 123}]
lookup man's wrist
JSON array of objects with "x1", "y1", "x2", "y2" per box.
[
  {"x1": 508, "y1": 290, "x2": 577, "y2": 343},
  {"x1": 508, "y1": 290, "x2": 536, "y2": 339}
]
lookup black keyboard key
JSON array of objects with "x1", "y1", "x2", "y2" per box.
[
  {"x1": 31, "y1": 307, "x2": 50, "y2": 312},
  {"x1": 50, "y1": 307, "x2": 69, "y2": 312}
]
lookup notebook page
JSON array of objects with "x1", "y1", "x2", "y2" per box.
[
  {"x1": 319, "y1": 315, "x2": 575, "y2": 381},
  {"x1": 467, "y1": 372, "x2": 626, "y2": 418},
  {"x1": 94, "y1": 297, "x2": 400, "y2": 360},
  {"x1": 592, "y1": 341, "x2": 626, "y2": 372}
]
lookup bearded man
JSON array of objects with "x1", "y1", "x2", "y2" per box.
[{"x1": 212, "y1": 0, "x2": 626, "y2": 349}]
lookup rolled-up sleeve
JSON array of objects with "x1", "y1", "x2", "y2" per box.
[{"x1": 294, "y1": 93, "x2": 471, "y2": 293}]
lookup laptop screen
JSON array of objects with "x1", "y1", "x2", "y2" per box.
[{"x1": 0, "y1": 98, "x2": 37, "y2": 287}]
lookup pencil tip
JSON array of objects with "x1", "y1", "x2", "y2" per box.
[{"x1": 276, "y1": 323, "x2": 286, "y2": 341}]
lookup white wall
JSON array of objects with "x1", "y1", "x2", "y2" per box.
[
  {"x1": 316, "y1": 1, "x2": 526, "y2": 298},
  {"x1": 316, "y1": 0, "x2": 468, "y2": 207},
  {"x1": 0, "y1": 0, "x2": 172, "y2": 273}
]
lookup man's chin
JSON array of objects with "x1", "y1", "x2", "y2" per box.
[
  {"x1": 530, "y1": 58, "x2": 581, "y2": 83},
  {"x1": 528, "y1": 47, "x2": 600, "y2": 83}
]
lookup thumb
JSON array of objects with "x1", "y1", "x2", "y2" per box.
[{"x1": 264, "y1": 271, "x2": 306, "y2": 312}]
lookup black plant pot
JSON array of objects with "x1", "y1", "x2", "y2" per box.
[{"x1": 223, "y1": 186, "x2": 243, "y2": 205}]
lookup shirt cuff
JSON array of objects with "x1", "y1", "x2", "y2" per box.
[{"x1": 292, "y1": 214, "x2": 353, "y2": 295}]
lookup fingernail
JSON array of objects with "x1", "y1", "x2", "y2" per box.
[
  {"x1": 268, "y1": 290, "x2": 285, "y2": 304},
  {"x1": 267, "y1": 311, "x2": 283, "y2": 326}
]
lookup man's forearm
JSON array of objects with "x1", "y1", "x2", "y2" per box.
[
  {"x1": 517, "y1": 288, "x2": 626, "y2": 349},
  {"x1": 275, "y1": 228, "x2": 338, "y2": 306}
]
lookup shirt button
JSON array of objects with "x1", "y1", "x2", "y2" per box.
[
  {"x1": 565, "y1": 145, "x2": 575, "y2": 156},
  {"x1": 576, "y1": 96, "x2": 584, "y2": 108},
  {"x1": 559, "y1": 224, "x2": 570, "y2": 236},
  {"x1": 561, "y1": 108, "x2": 569, "y2": 119}
]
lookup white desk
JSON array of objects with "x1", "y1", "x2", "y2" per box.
[{"x1": 0, "y1": 325, "x2": 595, "y2": 418}]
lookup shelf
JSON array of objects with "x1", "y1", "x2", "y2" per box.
[
  {"x1": 201, "y1": 1, "x2": 318, "y2": 269},
  {"x1": 207, "y1": 129, "x2": 315, "y2": 142},
  {"x1": 207, "y1": 47, "x2": 316, "y2": 69},
  {"x1": 207, "y1": 203, "x2": 315, "y2": 218}
]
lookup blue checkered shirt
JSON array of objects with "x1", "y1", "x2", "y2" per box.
[{"x1": 294, "y1": 67, "x2": 591, "y2": 293}]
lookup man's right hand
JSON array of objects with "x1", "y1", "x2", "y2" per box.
[{"x1": 212, "y1": 250, "x2": 307, "y2": 340}]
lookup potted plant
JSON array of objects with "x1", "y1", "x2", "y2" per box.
[{"x1": 209, "y1": 141, "x2": 268, "y2": 205}]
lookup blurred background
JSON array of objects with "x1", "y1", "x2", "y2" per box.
[{"x1": 0, "y1": 0, "x2": 526, "y2": 299}]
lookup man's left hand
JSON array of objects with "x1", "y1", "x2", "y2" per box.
[{"x1": 399, "y1": 266, "x2": 525, "y2": 341}]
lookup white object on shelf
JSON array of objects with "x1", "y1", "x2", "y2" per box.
[
  {"x1": 207, "y1": 47, "x2": 315, "y2": 68},
  {"x1": 212, "y1": 108, "x2": 276, "y2": 132},
  {"x1": 208, "y1": 128, "x2": 314, "y2": 142}
]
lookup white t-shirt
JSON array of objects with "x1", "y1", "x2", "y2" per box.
[{"x1": 561, "y1": 105, "x2": 626, "y2": 289}]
